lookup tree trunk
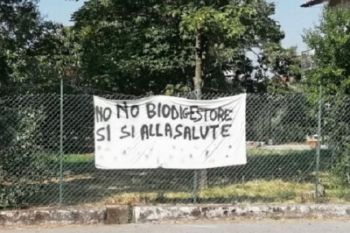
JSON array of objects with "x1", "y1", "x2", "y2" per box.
[
  {"x1": 194, "y1": 33, "x2": 203, "y2": 99},
  {"x1": 193, "y1": 32, "x2": 207, "y2": 189}
]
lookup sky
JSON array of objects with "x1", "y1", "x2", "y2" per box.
[{"x1": 38, "y1": 0, "x2": 324, "y2": 53}]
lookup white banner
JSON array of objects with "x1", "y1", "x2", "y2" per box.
[{"x1": 94, "y1": 94, "x2": 246, "y2": 169}]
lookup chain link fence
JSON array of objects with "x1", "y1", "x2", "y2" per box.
[{"x1": 1, "y1": 89, "x2": 350, "y2": 209}]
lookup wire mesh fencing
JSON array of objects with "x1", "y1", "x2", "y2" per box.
[{"x1": 1, "y1": 91, "x2": 350, "y2": 209}]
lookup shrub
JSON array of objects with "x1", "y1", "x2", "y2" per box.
[{"x1": 0, "y1": 101, "x2": 52, "y2": 208}]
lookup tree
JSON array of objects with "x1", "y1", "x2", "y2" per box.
[
  {"x1": 72, "y1": 0, "x2": 284, "y2": 95},
  {"x1": 0, "y1": 0, "x2": 66, "y2": 207},
  {"x1": 304, "y1": 8, "x2": 350, "y2": 96},
  {"x1": 0, "y1": 100, "x2": 50, "y2": 208},
  {"x1": 263, "y1": 45, "x2": 302, "y2": 93},
  {"x1": 0, "y1": 0, "x2": 67, "y2": 93},
  {"x1": 304, "y1": 8, "x2": 350, "y2": 185}
]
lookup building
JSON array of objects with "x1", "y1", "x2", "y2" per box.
[{"x1": 301, "y1": 0, "x2": 350, "y2": 7}]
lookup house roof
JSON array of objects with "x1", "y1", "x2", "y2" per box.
[
  {"x1": 301, "y1": 0, "x2": 350, "y2": 7},
  {"x1": 300, "y1": 0, "x2": 326, "y2": 7}
]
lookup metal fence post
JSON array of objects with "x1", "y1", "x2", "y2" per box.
[
  {"x1": 192, "y1": 89, "x2": 208, "y2": 203},
  {"x1": 193, "y1": 89, "x2": 200, "y2": 203},
  {"x1": 193, "y1": 170, "x2": 198, "y2": 203},
  {"x1": 59, "y1": 78, "x2": 64, "y2": 205},
  {"x1": 315, "y1": 85, "x2": 322, "y2": 202}
]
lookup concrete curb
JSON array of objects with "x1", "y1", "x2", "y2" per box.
[
  {"x1": 1, "y1": 204, "x2": 350, "y2": 226},
  {"x1": 0, "y1": 207, "x2": 105, "y2": 226},
  {"x1": 133, "y1": 204, "x2": 350, "y2": 223}
]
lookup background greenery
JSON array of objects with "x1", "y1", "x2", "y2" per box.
[{"x1": 1, "y1": 1, "x2": 350, "y2": 208}]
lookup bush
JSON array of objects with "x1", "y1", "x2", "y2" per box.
[
  {"x1": 0, "y1": 102, "x2": 53, "y2": 208},
  {"x1": 333, "y1": 143, "x2": 350, "y2": 186},
  {"x1": 321, "y1": 95, "x2": 350, "y2": 187}
]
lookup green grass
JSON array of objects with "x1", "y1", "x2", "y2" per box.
[
  {"x1": 199, "y1": 180, "x2": 313, "y2": 203},
  {"x1": 248, "y1": 148, "x2": 312, "y2": 156},
  {"x1": 101, "y1": 179, "x2": 350, "y2": 205},
  {"x1": 101, "y1": 178, "x2": 350, "y2": 205},
  {"x1": 60, "y1": 147, "x2": 317, "y2": 164},
  {"x1": 102, "y1": 179, "x2": 311, "y2": 205},
  {"x1": 63, "y1": 153, "x2": 94, "y2": 164},
  {"x1": 7, "y1": 148, "x2": 350, "y2": 207}
]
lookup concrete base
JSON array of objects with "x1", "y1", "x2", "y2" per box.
[
  {"x1": 1, "y1": 204, "x2": 350, "y2": 226},
  {"x1": 105, "y1": 205, "x2": 130, "y2": 224},
  {"x1": 133, "y1": 204, "x2": 350, "y2": 223},
  {"x1": 0, "y1": 207, "x2": 105, "y2": 226}
]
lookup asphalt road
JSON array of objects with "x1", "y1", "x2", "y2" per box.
[{"x1": 1, "y1": 220, "x2": 350, "y2": 233}]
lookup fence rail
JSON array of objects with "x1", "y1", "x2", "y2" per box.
[{"x1": 1, "y1": 90, "x2": 350, "y2": 209}]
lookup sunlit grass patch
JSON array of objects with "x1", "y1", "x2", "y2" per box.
[
  {"x1": 101, "y1": 180, "x2": 316, "y2": 205},
  {"x1": 63, "y1": 153, "x2": 94, "y2": 163},
  {"x1": 199, "y1": 180, "x2": 314, "y2": 203}
]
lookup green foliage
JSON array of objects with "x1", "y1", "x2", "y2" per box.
[
  {"x1": 0, "y1": 103, "x2": 52, "y2": 208},
  {"x1": 163, "y1": 83, "x2": 192, "y2": 96},
  {"x1": 72, "y1": 0, "x2": 283, "y2": 94},
  {"x1": 0, "y1": 1, "x2": 71, "y2": 205},
  {"x1": 247, "y1": 94, "x2": 315, "y2": 144},
  {"x1": 263, "y1": 45, "x2": 302, "y2": 93},
  {"x1": 333, "y1": 143, "x2": 350, "y2": 186},
  {"x1": 304, "y1": 8, "x2": 350, "y2": 96},
  {"x1": 304, "y1": 8, "x2": 350, "y2": 186},
  {"x1": 180, "y1": 5, "x2": 247, "y2": 38},
  {"x1": 0, "y1": 0, "x2": 71, "y2": 93}
]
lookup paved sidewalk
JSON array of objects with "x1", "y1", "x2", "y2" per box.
[{"x1": 1, "y1": 220, "x2": 350, "y2": 233}]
